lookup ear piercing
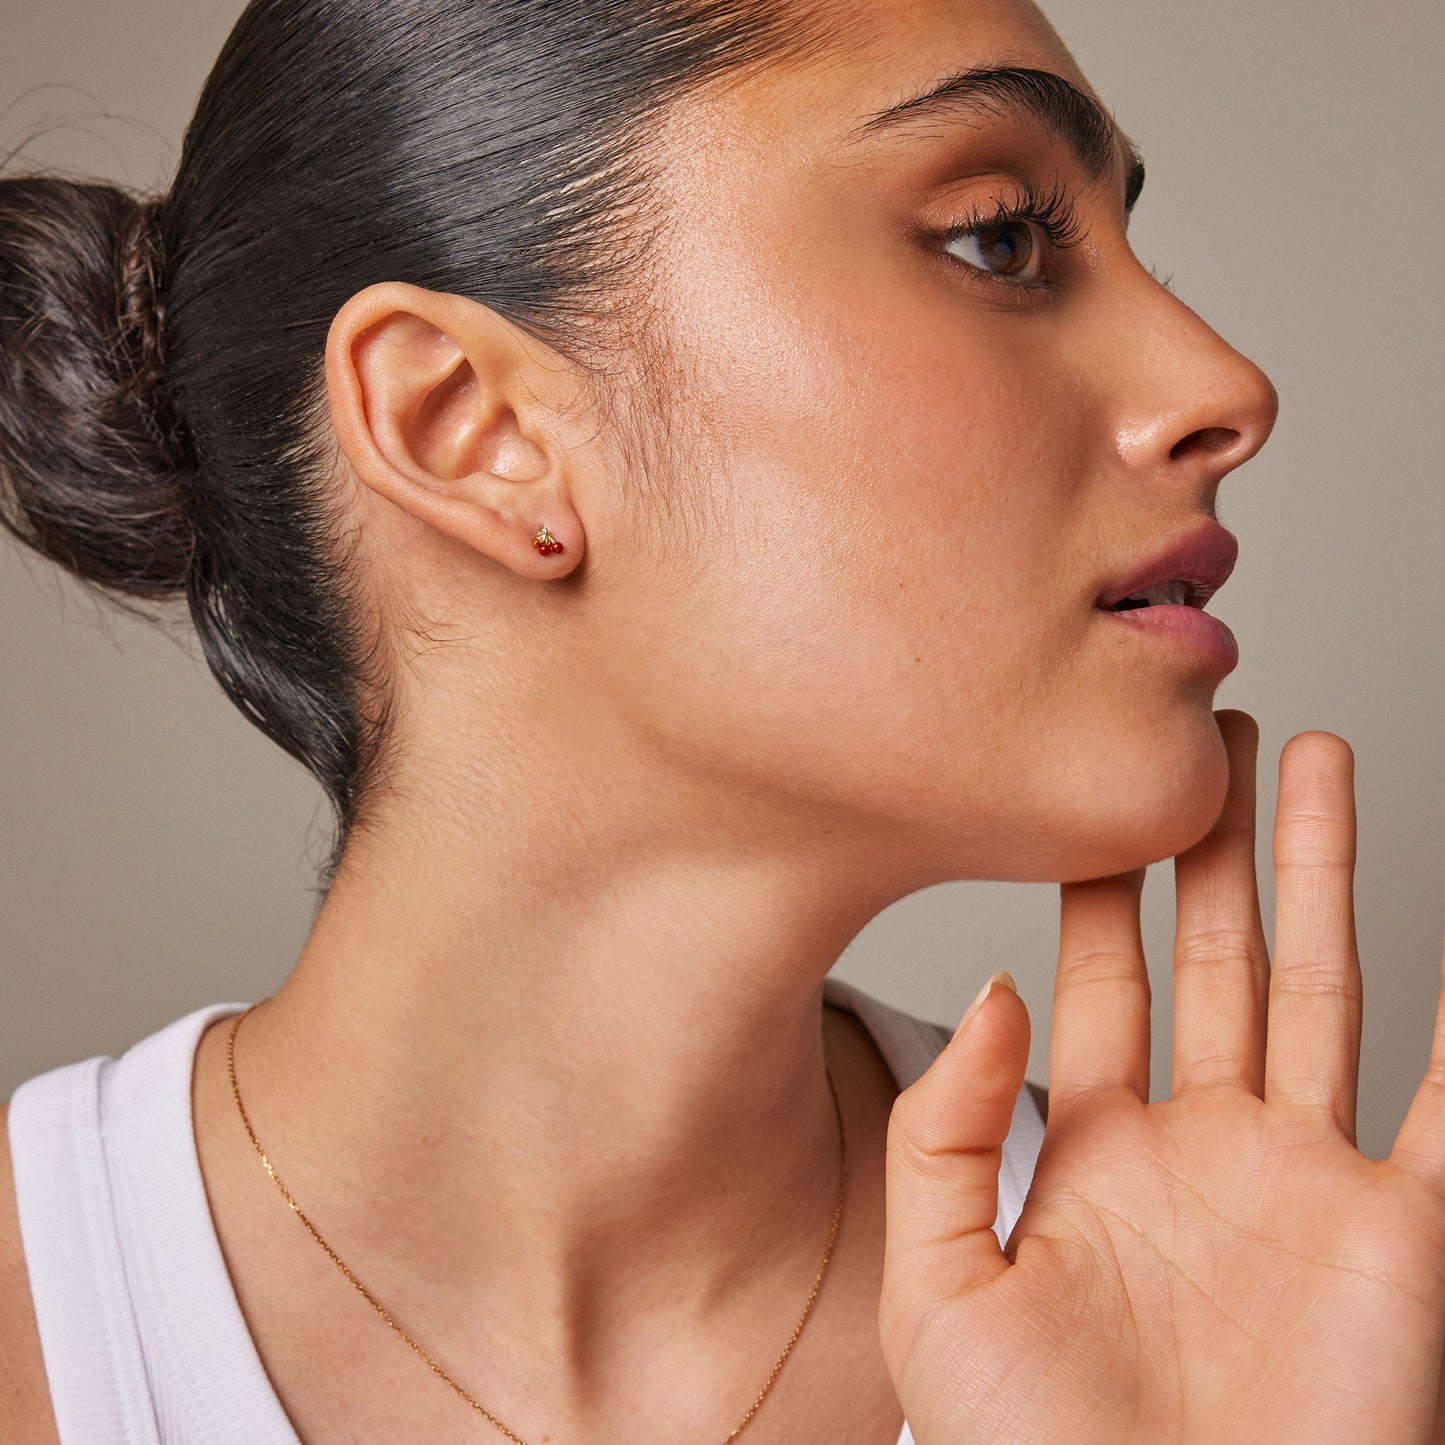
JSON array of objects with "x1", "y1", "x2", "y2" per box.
[{"x1": 533, "y1": 526, "x2": 565, "y2": 557}]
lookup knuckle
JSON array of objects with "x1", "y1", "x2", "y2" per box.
[
  {"x1": 887, "y1": 1086, "x2": 948, "y2": 1159},
  {"x1": 1055, "y1": 957, "x2": 1152, "y2": 1010},
  {"x1": 1269, "y1": 966, "x2": 1362, "y2": 1005},
  {"x1": 1173, "y1": 927, "x2": 1270, "y2": 976},
  {"x1": 1274, "y1": 812, "x2": 1356, "y2": 869},
  {"x1": 1057, "y1": 947, "x2": 1147, "y2": 985}
]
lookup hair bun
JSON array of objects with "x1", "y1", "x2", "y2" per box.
[
  {"x1": 115, "y1": 200, "x2": 171, "y2": 430},
  {"x1": 0, "y1": 176, "x2": 196, "y2": 601}
]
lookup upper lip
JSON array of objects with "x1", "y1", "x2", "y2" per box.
[{"x1": 1097, "y1": 521, "x2": 1239, "y2": 610}]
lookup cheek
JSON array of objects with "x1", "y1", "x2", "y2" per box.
[
  {"x1": 630, "y1": 213, "x2": 1229, "y2": 877},
  {"x1": 616, "y1": 515, "x2": 1230, "y2": 884},
  {"x1": 611, "y1": 375, "x2": 1101, "y2": 858},
  {"x1": 658, "y1": 260, "x2": 1095, "y2": 771}
]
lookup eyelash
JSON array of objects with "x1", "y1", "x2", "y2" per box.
[{"x1": 938, "y1": 175, "x2": 1086, "y2": 293}]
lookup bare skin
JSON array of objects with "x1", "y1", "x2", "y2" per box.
[
  {"x1": 185, "y1": 999, "x2": 906, "y2": 1444},
  {"x1": 7, "y1": 0, "x2": 1445, "y2": 1440},
  {"x1": 885, "y1": 718, "x2": 1445, "y2": 1442},
  {"x1": 0, "y1": 1112, "x2": 60, "y2": 1445}
]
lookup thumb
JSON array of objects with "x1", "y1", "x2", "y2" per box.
[{"x1": 882, "y1": 971, "x2": 1030, "y2": 1347}]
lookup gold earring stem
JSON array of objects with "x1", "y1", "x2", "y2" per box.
[{"x1": 226, "y1": 1007, "x2": 848, "y2": 1444}]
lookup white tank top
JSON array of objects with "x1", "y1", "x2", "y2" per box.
[{"x1": 7, "y1": 977, "x2": 1046, "y2": 1445}]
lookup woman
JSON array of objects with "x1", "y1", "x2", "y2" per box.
[{"x1": 3, "y1": 0, "x2": 1445, "y2": 1440}]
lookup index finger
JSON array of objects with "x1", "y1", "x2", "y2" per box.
[
  {"x1": 1049, "y1": 868, "x2": 1150, "y2": 1119},
  {"x1": 1172, "y1": 710, "x2": 1270, "y2": 1098}
]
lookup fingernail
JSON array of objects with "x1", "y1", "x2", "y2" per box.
[{"x1": 956, "y1": 970, "x2": 1018, "y2": 1035}]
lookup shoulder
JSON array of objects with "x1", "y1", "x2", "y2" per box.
[{"x1": 0, "y1": 1104, "x2": 62, "y2": 1445}]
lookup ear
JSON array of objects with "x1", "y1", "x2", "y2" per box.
[{"x1": 325, "y1": 281, "x2": 584, "y2": 575}]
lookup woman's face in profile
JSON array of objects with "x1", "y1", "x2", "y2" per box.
[{"x1": 580, "y1": 0, "x2": 1280, "y2": 886}]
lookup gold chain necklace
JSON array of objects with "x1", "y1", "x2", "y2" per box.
[{"x1": 226, "y1": 1006, "x2": 848, "y2": 1444}]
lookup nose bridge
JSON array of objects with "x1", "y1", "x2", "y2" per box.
[{"x1": 1110, "y1": 274, "x2": 1279, "y2": 477}]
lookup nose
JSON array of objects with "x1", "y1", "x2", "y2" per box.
[{"x1": 1110, "y1": 274, "x2": 1280, "y2": 495}]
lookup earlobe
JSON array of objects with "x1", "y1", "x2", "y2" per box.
[{"x1": 324, "y1": 281, "x2": 583, "y2": 575}]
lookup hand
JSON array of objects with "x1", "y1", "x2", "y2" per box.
[{"x1": 881, "y1": 712, "x2": 1445, "y2": 1444}]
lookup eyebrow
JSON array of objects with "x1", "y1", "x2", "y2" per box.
[{"x1": 850, "y1": 64, "x2": 1147, "y2": 213}]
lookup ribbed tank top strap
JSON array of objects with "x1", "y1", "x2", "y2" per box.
[
  {"x1": 10, "y1": 1006, "x2": 301, "y2": 1445},
  {"x1": 9, "y1": 1053, "x2": 160, "y2": 1445}
]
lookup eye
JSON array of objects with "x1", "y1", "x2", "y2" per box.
[
  {"x1": 943, "y1": 220, "x2": 1045, "y2": 285},
  {"x1": 935, "y1": 179, "x2": 1086, "y2": 293}
]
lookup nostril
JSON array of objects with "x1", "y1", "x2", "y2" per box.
[{"x1": 1170, "y1": 426, "x2": 1241, "y2": 463}]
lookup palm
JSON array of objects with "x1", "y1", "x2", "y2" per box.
[
  {"x1": 980, "y1": 1096, "x2": 1445, "y2": 1441},
  {"x1": 882, "y1": 716, "x2": 1445, "y2": 1444}
]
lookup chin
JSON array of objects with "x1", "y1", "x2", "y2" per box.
[
  {"x1": 881, "y1": 700, "x2": 1233, "y2": 888},
  {"x1": 1058, "y1": 710, "x2": 1232, "y2": 882},
  {"x1": 982, "y1": 707, "x2": 1231, "y2": 885}
]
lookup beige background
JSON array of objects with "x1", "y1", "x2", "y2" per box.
[{"x1": 1, "y1": 0, "x2": 1440, "y2": 1161}]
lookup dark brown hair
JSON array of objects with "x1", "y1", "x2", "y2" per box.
[{"x1": 0, "y1": 0, "x2": 824, "y2": 875}]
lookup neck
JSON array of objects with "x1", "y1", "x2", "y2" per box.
[{"x1": 216, "y1": 742, "x2": 907, "y2": 1363}]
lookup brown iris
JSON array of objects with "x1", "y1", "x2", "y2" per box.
[{"x1": 968, "y1": 222, "x2": 1036, "y2": 277}]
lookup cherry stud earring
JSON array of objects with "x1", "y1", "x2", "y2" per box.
[{"x1": 533, "y1": 526, "x2": 565, "y2": 557}]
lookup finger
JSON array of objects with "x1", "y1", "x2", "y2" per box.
[
  {"x1": 1172, "y1": 710, "x2": 1270, "y2": 1096},
  {"x1": 1049, "y1": 869, "x2": 1150, "y2": 1119},
  {"x1": 1390, "y1": 935, "x2": 1445, "y2": 1192},
  {"x1": 1264, "y1": 732, "x2": 1363, "y2": 1141},
  {"x1": 883, "y1": 973, "x2": 1030, "y2": 1348}
]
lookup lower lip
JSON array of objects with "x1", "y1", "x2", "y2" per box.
[{"x1": 1099, "y1": 604, "x2": 1239, "y2": 674}]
